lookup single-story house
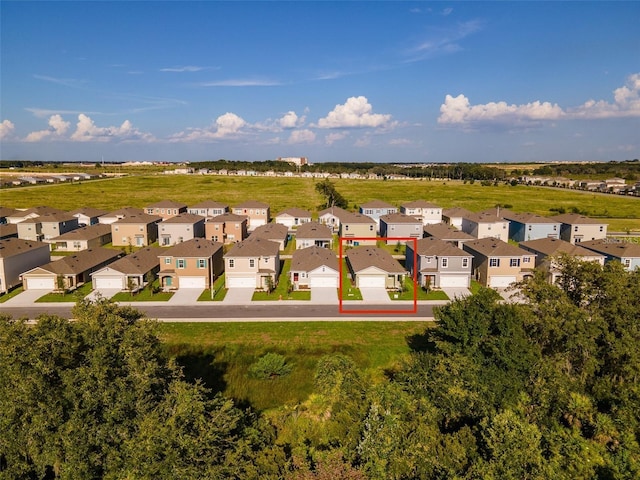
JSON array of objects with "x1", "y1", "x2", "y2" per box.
[
  {"x1": 0, "y1": 238, "x2": 51, "y2": 294},
  {"x1": 379, "y1": 213, "x2": 423, "y2": 244},
  {"x1": 91, "y1": 246, "x2": 163, "y2": 291},
  {"x1": 275, "y1": 208, "x2": 312, "y2": 228},
  {"x1": 50, "y1": 223, "x2": 113, "y2": 251},
  {"x1": 158, "y1": 213, "x2": 205, "y2": 246},
  {"x1": 290, "y1": 245, "x2": 339, "y2": 289},
  {"x1": 405, "y1": 237, "x2": 473, "y2": 288},
  {"x1": 158, "y1": 238, "x2": 224, "y2": 290},
  {"x1": 224, "y1": 237, "x2": 281, "y2": 289},
  {"x1": 21, "y1": 247, "x2": 122, "y2": 291},
  {"x1": 295, "y1": 221, "x2": 333, "y2": 249},
  {"x1": 318, "y1": 206, "x2": 351, "y2": 232},
  {"x1": 345, "y1": 246, "x2": 406, "y2": 289}
]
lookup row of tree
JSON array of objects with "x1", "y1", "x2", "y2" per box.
[{"x1": 2, "y1": 257, "x2": 639, "y2": 479}]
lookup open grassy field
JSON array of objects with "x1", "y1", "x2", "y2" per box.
[
  {"x1": 158, "y1": 321, "x2": 431, "y2": 411},
  {"x1": 2, "y1": 174, "x2": 639, "y2": 230}
]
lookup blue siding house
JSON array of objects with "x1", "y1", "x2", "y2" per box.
[
  {"x1": 359, "y1": 199, "x2": 397, "y2": 231},
  {"x1": 503, "y1": 212, "x2": 561, "y2": 242},
  {"x1": 580, "y1": 239, "x2": 640, "y2": 271}
]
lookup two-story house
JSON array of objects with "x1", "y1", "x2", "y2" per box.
[
  {"x1": 552, "y1": 213, "x2": 608, "y2": 244},
  {"x1": 158, "y1": 213, "x2": 205, "y2": 246},
  {"x1": 422, "y1": 222, "x2": 475, "y2": 249},
  {"x1": 442, "y1": 207, "x2": 474, "y2": 229},
  {"x1": 17, "y1": 213, "x2": 80, "y2": 242},
  {"x1": 68, "y1": 207, "x2": 108, "y2": 226},
  {"x1": 145, "y1": 200, "x2": 188, "y2": 220},
  {"x1": 379, "y1": 213, "x2": 423, "y2": 244},
  {"x1": 205, "y1": 213, "x2": 248, "y2": 243},
  {"x1": 339, "y1": 212, "x2": 377, "y2": 246},
  {"x1": 400, "y1": 200, "x2": 443, "y2": 225},
  {"x1": 187, "y1": 200, "x2": 229, "y2": 218},
  {"x1": 405, "y1": 237, "x2": 473, "y2": 288},
  {"x1": 6, "y1": 206, "x2": 67, "y2": 224},
  {"x1": 463, "y1": 237, "x2": 534, "y2": 288},
  {"x1": 580, "y1": 239, "x2": 640, "y2": 271},
  {"x1": 503, "y1": 212, "x2": 561, "y2": 242},
  {"x1": 359, "y1": 200, "x2": 397, "y2": 231},
  {"x1": 158, "y1": 238, "x2": 224, "y2": 290},
  {"x1": 290, "y1": 246, "x2": 339, "y2": 289},
  {"x1": 232, "y1": 200, "x2": 270, "y2": 230},
  {"x1": 295, "y1": 221, "x2": 333, "y2": 249},
  {"x1": 111, "y1": 213, "x2": 162, "y2": 247},
  {"x1": 461, "y1": 212, "x2": 510, "y2": 242},
  {"x1": 250, "y1": 223, "x2": 289, "y2": 250},
  {"x1": 224, "y1": 237, "x2": 280, "y2": 289},
  {"x1": 318, "y1": 206, "x2": 351, "y2": 233}
]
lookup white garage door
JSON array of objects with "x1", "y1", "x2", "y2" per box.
[
  {"x1": 490, "y1": 276, "x2": 516, "y2": 288},
  {"x1": 440, "y1": 275, "x2": 469, "y2": 288},
  {"x1": 358, "y1": 275, "x2": 385, "y2": 288},
  {"x1": 310, "y1": 275, "x2": 338, "y2": 288},
  {"x1": 95, "y1": 277, "x2": 123, "y2": 289},
  {"x1": 179, "y1": 277, "x2": 206, "y2": 289},
  {"x1": 25, "y1": 277, "x2": 55, "y2": 290},
  {"x1": 227, "y1": 276, "x2": 255, "y2": 288}
]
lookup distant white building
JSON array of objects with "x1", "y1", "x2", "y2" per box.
[{"x1": 278, "y1": 156, "x2": 308, "y2": 167}]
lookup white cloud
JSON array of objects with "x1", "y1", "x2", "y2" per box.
[
  {"x1": 389, "y1": 138, "x2": 413, "y2": 146},
  {"x1": 169, "y1": 113, "x2": 247, "y2": 142},
  {"x1": 26, "y1": 107, "x2": 103, "y2": 119},
  {"x1": 288, "y1": 129, "x2": 316, "y2": 144},
  {"x1": 442, "y1": 8, "x2": 453, "y2": 16},
  {"x1": 439, "y1": 73, "x2": 640, "y2": 127},
  {"x1": 325, "y1": 132, "x2": 348, "y2": 145},
  {"x1": 316, "y1": 96, "x2": 394, "y2": 129},
  {"x1": 0, "y1": 120, "x2": 15, "y2": 140},
  {"x1": 70, "y1": 114, "x2": 154, "y2": 142},
  {"x1": 160, "y1": 65, "x2": 207, "y2": 72},
  {"x1": 279, "y1": 111, "x2": 301, "y2": 129},
  {"x1": 25, "y1": 114, "x2": 71, "y2": 142},
  {"x1": 406, "y1": 20, "x2": 483, "y2": 61}
]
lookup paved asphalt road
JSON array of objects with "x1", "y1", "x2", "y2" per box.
[{"x1": 2, "y1": 303, "x2": 437, "y2": 321}]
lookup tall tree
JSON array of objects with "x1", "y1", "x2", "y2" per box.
[{"x1": 315, "y1": 179, "x2": 348, "y2": 209}]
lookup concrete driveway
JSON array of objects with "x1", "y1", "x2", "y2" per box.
[
  {"x1": 85, "y1": 289, "x2": 120, "y2": 302},
  {"x1": 223, "y1": 288, "x2": 255, "y2": 305},
  {"x1": 360, "y1": 287, "x2": 392, "y2": 303},
  {"x1": 2, "y1": 289, "x2": 51, "y2": 306},
  {"x1": 442, "y1": 287, "x2": 471, "y2": 300},
  {"x1": 168, "y1": 288, "x2": 203, "y2": 305},
  {"x1": 311, "y1": 287, "x2": 338, "y2": 304}
]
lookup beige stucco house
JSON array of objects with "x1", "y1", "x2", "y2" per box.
[
  {"x1": 290, "y1": 246, "x2": 339, "y2": 289},
  {"x1": 461, "y1": 212, "x2": 510, "y2": 242},
  {"x1": 205, "y1": 213, "x2": 248, "y2": 244},
  {"x1": 188, "y1": 200, "x2": 229, "y2": 217},
  {"x1": 295, "y1": 221, "x2": 333, "y2": 249},
  {"x1": 552, "y1": 213, "x2": 608, "y2": 244},
  {"x1": 50, "y1": 223, "x2": 113, "y2": 251},
  {"x1": 232, "y1": 200, "x2": 270, "y2": 230},
  {"x1": 111, "y1": 213, "x2": 162, "y2": 247},
  {"x1": 158, "y1": 238, "x2": 224, "y2": 290},
  {"x1": 91, "y1": 246, "x2": 163, "y2": 291},
  {"x1": 275, "y1": 208, "x2": 312, "y2": 228},
  {"x1": 339, "y1": 212, "x2": 377, "y2": 246},
  {"x1": 224, "y1": 237, "x2": 280, "y2": 289},
  {"x1": 463, "y1": 238, "x2": 534, "y2": 288},
  {"x1": 345, "y1": 246, "x2": 406, "y2": 289},
  {"x1": 144, "y1": 200, "x2": 188, "y2": 220},
  {"x1": 158, "y1": 213, "x2": 205, "y2": 246}
]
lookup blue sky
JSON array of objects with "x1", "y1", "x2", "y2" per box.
[{"x1": 1, "y1": 1, "x2": 639, "y2": 164}]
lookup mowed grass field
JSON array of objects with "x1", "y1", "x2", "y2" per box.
[
  {"x1": 158, "y1": 321, "x2": 431, "y2": 411},
  {"x1": 2, "y1": 173, "x2": 640, "y2": 230}
]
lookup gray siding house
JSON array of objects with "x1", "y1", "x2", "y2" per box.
[
  {"x1": 379, "y1": 213, "x2": 423, "y2": 244},
  {"x1": 405, "y1": 237, "x2": 472, "y2": 288},
  {"x1": 504, "y1": 212, "x2": 561, "y2": 242}
]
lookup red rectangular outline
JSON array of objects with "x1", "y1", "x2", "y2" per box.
[{"x1": 339, "y1": 237, "x2": 418, "y2": 314}]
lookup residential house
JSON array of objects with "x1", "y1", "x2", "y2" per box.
[
  {"x1": 187, "y1": 200, "x2": 229, "y2": 217},
  {"x1": 379, "y1": 213, "x2": 423, "y2": 245},
  {"x1": 400, "y1": 200, "x2": 443, "y2": 225},
  {"x1": 68, "y1": 207, "x2": 108, "y2": 226},
  {"x1": 91, "y1": 246, "x2": 163, "y2": 291},
  {"x1": 274, "y1": 208, "x2": 312, "y2": 228},
  {"x1": 145, "y1": 200, "x2": 188, "y2": 220},
  {"x1": 250, "y1": 223, "x2": 289, "y2": 250},
  {"x1": 0, "y1": 224, "x2": 18, "y2": 240},
  {"x1": 339, "y1": 212, "x2": 377, "y2": 246},
  {"x1": 359, "y1": 200, "x2": 397, "y2": 230},
  {"x1": 422, "y1": 222, "x2": 475, "y2": 248},
  {"x1": 224, "y1": 237, "x2": 280, "y2": 289},
  {"x1": 17, "y1": 213, "x2": 79, "y2": 241},
  {"x1": 21, "y1": 247, "x2": 121, "y2": 291},
  {"x1": 0, "y1": 207, "x2": 17, "y2": 224},
  {"x1": 158, "y1": 213, "x2": 205, "y2": 246},
  {"x1": 0, "y1": 238, "x2": 51, "y2": 294},
  {"x1": 50, "y1": 223, "x2": 112, "y2": 251},
  {"x1": 158, "y1": 238, "x2": 224, "y2": 290},
  {"x1": 98, "y1": 207, "x2": 144, "y2": 225},
  {"x1": 204, "y1": 213, "x2": 248, "y2": 244},
  {"x1": 580, "y1": 239, "x2": 640, "y2": 271},
  {"x1": 318, "y1": 206, "x2": 351, "y2": 232},
  {"x1": 405, "y1": 237, "x2": 473, "y2": 288},
  {"x1": 461, "y1": 212, "x2": 510, "y2": 242},
  {"x1": 295, "y1": 221, "x2": 333, "y2": 249},
  {"x1": 463, "y1": 238, "x2": 534, "y2": 288},
  {"x1": 552, "y1": 213, "x2": 608, "y2": 244},
  {"x1": 6, "y1": 206, "x2": 67, "y2": 224},
  {"x1": 111, "y1": 213, "x2": 162, "y2": 247},
  {"x1": 519, "y1": 238, "x2": 605, "y2": 283},
  {"x1": 232, "y1": 200, "x2": 270, "y2": 230},
  {"x1": 442, "y1": 207, "x2": 474, "y2": 229},
  {"x1": 345, "y1": 246, "x2": 406, "y2": 289},
  {"x1": 290, "y1": 246, "x2": 339, "y2": 289},
  {"x1": 503, "y1": 212, "x2": 561, "y2": 242}
]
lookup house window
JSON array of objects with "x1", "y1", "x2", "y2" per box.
[
  {"x1": 197, "y1": 259, "x2": 206, "y2": 269},
  {"x1": 369, "y1": 225, "x2": 374, "y2": 231},
  {"x1": 599, "y1": 226, "x2": 604, "y2": 232},
  {"x1": 528, "y1": 225, "x2": 532, "y2": 231},
  {"x1": 462, "y1": 258, "x2": 469, "y2": 268},
  {"x1": 229, "y1": 259, "x2": 234, "y2": 268},
  {"x1": 490, "y1": 258, "x2": 500, "y2": 267},
  {"x1": 73, "y1": 241, "x2": 81, "y2": 249},
  {"x1": 115, "y1": 226, "x2": 119, "y2": 231},
  {"x1": 523, "y1": 257, "x2": 531, "y2": 264},
  {"x1": 624, "y1": 259, "x2": 631, "y2": 267},
  {"x1": 249, "y1": 259, "x2": 255, "y2": 268},
  {"x1": 553, "y1": 225, "x2": 557, "y2": 231},
  {"x1": 391, "y1": 225, "x2": 395, "y2": 231},
  {"x1": 426, "y1": 257, "x2": 432, "y2": 263},
  {"x1": 574, "y1": 226, "x2": 579, "y2": 232},
  {"x1": 164, "y1": 257, "x2": 171, "y2": 264},
  {"x1": 441, "y1": 258, "x2": 448, "y2": 268},
  {"x1": 345, "y1": 225, "x2": 349, "y2": 231},
  {"x1": 510, "y1": 258, "x2": 520, "y2": 267},
  {"x1": 176, "y1": 259, "x2": 186, "y2": 269}
]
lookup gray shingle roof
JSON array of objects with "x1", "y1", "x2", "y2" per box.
[
  {"x1": 276, "y1": 207, "x2": 312, "y2": 218},
  {"x1": 33, "y1": 247, "x2": 121, "y2": 275},
  {"x1": 412, "y1": 237, "x2": 472, "y2": 257},
  {"x1": 464, "y1": 238, "x2": 529, "y2": 257},
  {"x1": 250, "y1": 223, "x2": 288, "y2": 240},
  {"x1": 114, "y1": 213, "x2": 162, "y2": 225},
  {"x1": 551, "y1": 213, "x2": 608, "y2": 225},
  {"x1": 160, "y1": 213, "x2": 205, "y2": 224},
  {"x1": 380, "y1": 213, "x2": 422, "y2": 224},
  {"x1": 0, "y1": 238, "x2": 49, "y2": 258},
  {"x1": 519, "y1": 237, "x2": 602, "y2": 257},
  {"x1": 423, "y1": 222, "x2": 475, "y2": 240},
  {"x1": 224, "y1": 237, "x2": 280, "y2": 258},
  {"x1": 346, "y1": 246, "x2": 405, "y2": 274},
  {"x1": 580, "y1": 239, "x2": 640, "y2": 258},
  {"x1": 295, "y1": 222, "x2": 333, "y2": 239},
  {"x1": 291, "y1": 246, "x2": 338, "y2": 272},
  {"x1": 161, "y1": 238, "x2": 223, "y2": 257},
  {"x1": 51, "y1": 223, "x2": 112, "y2": 241},
  {"x1": 100, "y1": 246, "x2": 163, "y2": 274}
]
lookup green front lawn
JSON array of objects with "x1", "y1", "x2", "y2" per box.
[
  {"x1": 388, "y1": 277, "x2": 450, "y2": 301},
  {"x1": 0, "y1": 286, "x2": 23, "y2": 303},
  {"x1": 470, "y1": 279, "x2": 483, "y2": 295},
  {"x1": 251, "y1": 260, "x2": 311, "y2": 301},
  {"x1": 341, "y1": 259, "x2": 362, "y2": 300},
  {"x1": 36, "y1": 282, "x2": 94, "y2": 303},
  {"x1": 111, "y1": 280, "x2": 174, "y2": 302},
  {"x1": 197, "y1": 274, "x2": 227, "y2": 301}
]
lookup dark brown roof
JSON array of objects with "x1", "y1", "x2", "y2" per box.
[
  {"x1": 346, "y1": 246, "x2": 405, "y2": 274},
  {"x1": 31, "y1": 247, "x2": 121, "y2": 275},
  {"x1": 411, "y1": 237, "x2": 472, "y2": 257},
  {"x1": 291, "y1": 246, "x2": 338, "y2": 272},
  {"x1": 224, "y1": 237, "x2": 280, "y2": 258},
  {"x1": 207, "y1": 213, "x2": 247, "y2": 223},
  {"x1": 380, "y1": 213, "x2": 422, "y2": 224},
  {"x1": 0, "y1": 207, "x2": 18, "y2": 218},
  {"x1": 0, "y1": 224, "x2": 19, "y2": 239},
  {"x1": 161, "y1": 238, "x2": 223, "y2": 258},
  {"x1": 98, "y1": 246, "x2": 163, "y2": 274},
  {"x1": 233, "y1": 200, "x2": 269, "y2": 209},
  {"x1": 423, "y1": 222, "x2": 475, "y2": 240},
  {"x1": 464, "y1": 238, "x2": 530, "y2": 258},
  {"x1": 114, "y1": 213, "x2": 162, "y2": 225},
  {"x1": 0, "y1": 238, "x2": 49, "y2": 258},
  {"x1": 580, "y1": 239, "x2": 640, "y2": 258},
  {"x1": 160, "y1": 213, "x2": 205, "y2": 224},
  {"x1": 250, "y1": 223, "x2": 288, "y2": 240},
  {"x1": 295, "y1": 221, "x2": 333, "y2": 240},
  {"x1": 551, "y1": 213, "x2": 608, "y2": 225},
  {"x1": 51, "y1": 223, "x2": 112, "y2": 241},
  {"x1": 519, "y1": 237, "x2": 602, "y2": 257}
]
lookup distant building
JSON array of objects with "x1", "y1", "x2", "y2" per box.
[{"x1": 277, "y1": 156, "x2": 308, "y2": 167}]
